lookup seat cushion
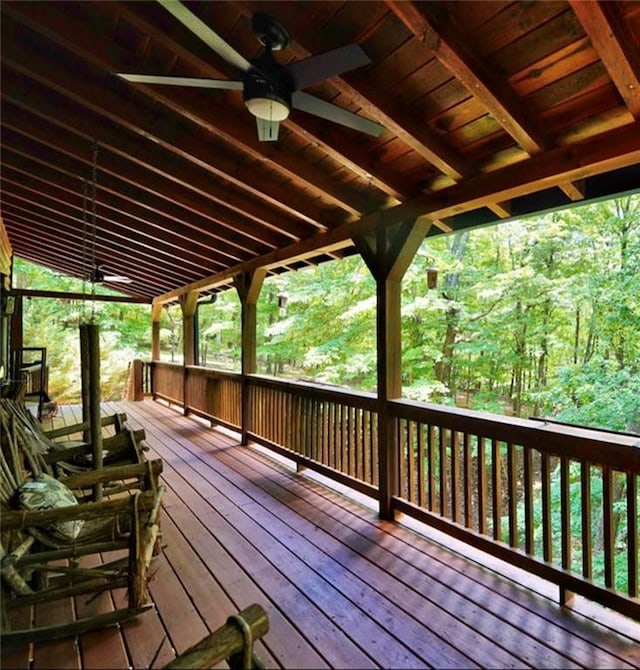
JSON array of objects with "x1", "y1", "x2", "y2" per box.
[{"x1": 18, "y1": 473, "x2": 84, "y2": 540}]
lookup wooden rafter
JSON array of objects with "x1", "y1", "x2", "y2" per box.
[
  {"x1": 387, "y1": 0, "x2": 587, "y2": 204},
  {"x1": 154, "y1": 120, "x2": 640, "y2": 303},
  {"x1": 2, "y1": 2, "x2": 368, "y2": 220},
  {"x1": 570, "y1": 0, "x2": 640, "y2": 119}
]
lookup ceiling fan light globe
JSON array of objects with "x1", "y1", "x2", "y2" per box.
[{"x1": 245, "y1": 96, "x2": 290, "y2": 121}]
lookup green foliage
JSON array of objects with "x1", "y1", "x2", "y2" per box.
[{"x1": 14, "y1": 259, "x2": 151, "y2": 402}]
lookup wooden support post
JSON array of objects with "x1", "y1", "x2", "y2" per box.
[
  {"x1": 79, "y1": 322, "x2": 103, "y2": 501},
  {"x1": 355, "y1": 219, "x2": 432, "y2": 520},
  {"x1": 151, "y1": 302, "x2": 162, "y2": 362},
  {"x1": 180, "y1": 292, "x2": 199, "y2": 415},
  {"x1": 9, "y1": 293, "x2": 23, "y2": 355},
  {"x1": 180, "y1": 292, "x2": 199, "y2": 367},
  {"x1": 234, "y1": 269, "x2": 266, "y2": 446}
]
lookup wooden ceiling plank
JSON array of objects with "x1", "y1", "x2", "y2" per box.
[
  {"x1": 1, "y1": 160, "x2": 257, "y2": 265},
  {"x1": 570, "y1": 0, "x2": 640, "y2": 119},
  {"x1": 153, "y1": 119, "x2": 640, "y2": 303},
  {"x1": 2, "y1": 202, "x2": 207, "y2": 289},
  {"x1": 0, "y1": 160, "x2": 229, "y2": 272},
  {"x1": 387, "y1": 1, "x2": 589, "y2": 211},
  {"x1": 113, "y1": 2, "x2": 408, "y2": 204},
  {"x1": 3, "y1": 218, "x2": 175, "y2": 296},
  {"x1": 0, "y1": 86, "x2": 312, "y2": 243},
  {"x1": 2, "y1": 2, "x2": 368, "y2": 220},
  {"x1": 0, "y1": 20, "x2": 331, "y2": 233},
  {"x1": 2, "y1": 147, "x2": 280, "y2": 256},
  {"x1": 114, "y1": 2, "x2": 412, "y2": 206},
  {"x1": 234, "y1": 0, "x2": 470, "y2": 181},
  {"x1": 1, "y1": 184, "x2": 224, "y2": 277}
]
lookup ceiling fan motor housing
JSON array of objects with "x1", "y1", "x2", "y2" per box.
[{"x1": 243, "y1": 52, "x2": 293, "y2": 119}]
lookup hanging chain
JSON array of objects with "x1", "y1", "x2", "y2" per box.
[
  {"x1": 90, "y1": 142, "x2": 99, "y2": 321},
  {"x1": 81, "y1": 178, "x2": 89, "y2": 322}
]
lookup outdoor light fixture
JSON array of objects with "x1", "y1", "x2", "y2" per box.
[
  {"x1": 427, "y1": 267, "x2": 438, "y2": 290},
  {"x1": 1, "y1": 292, "x2": 16, "y2": 315},
  {"x1": 244, "y1": 95, "x2": 290, "y2": 122}
]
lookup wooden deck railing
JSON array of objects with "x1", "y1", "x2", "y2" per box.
[
  {"x1": 390, "y1": 399, "x2": 639, "y2": 620},
  {"x1": 247, "y1": 375, "x2": 379, "y2": 497},
  {"x1": 149, "y1": 361, "x2": 639, "y2": 620}
]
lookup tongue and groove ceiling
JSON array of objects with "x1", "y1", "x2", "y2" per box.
[{"x1": 1, "y1": 1, "x2": 639, "y2": 302}]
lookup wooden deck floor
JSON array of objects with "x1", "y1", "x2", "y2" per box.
[{"x1": 3, "y1": 398, "x2": 639, "y2": 669}]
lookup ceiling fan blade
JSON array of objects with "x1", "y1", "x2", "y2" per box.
[
  {"x1": 291, "y1": 91, "x2": 384, "y2": 137},
  {"x1": 286, "y1": 44, "x2": 371, "y2": 91},
  {"x1": 158, "y1": 0, "x2": 252, "y2": 73},
  {"x1": 256, "y1": 118, "x2": 280, "y2": 142},
  {"x1": 104, "y1": 276, "x2": 134, "y2": 284},
  {"x1": 117, "y1": 74, "x2": 243, "y2": 90}
]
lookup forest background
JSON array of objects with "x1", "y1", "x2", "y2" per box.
[{"x1": 15, "y1": 194, "x2": 640, "y2": 434}]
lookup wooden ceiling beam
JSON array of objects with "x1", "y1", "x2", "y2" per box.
[
  {"x1": 2, "y1": 2, "x2": 368, "y2": 219},
  {"x1": 1, "y1": 160, "x2": 256, "y2": 266},
  {"x1": 2, "y1": 147, "x2": 280, "y2": 256},
  {"x1": 387, "y1": 0, "x2": 548, "y2": 154},
  {"x1": 113, "y1": 2, "x2": 408, "y2": 204},
  {"x1": 570, "y1": 1, "x2": 640, "y2": 119},
  {"x1": 14, "y1": 289, "x2": 151, "y2": 305},
  {"x1": 0, "y1": 29, "x2": 330, "y2": 234},
  {"x1": 154, "y1": 120, "x2": 640, "y2": 303},
  {"x1": 235, "y1": 0, "x2": 469, "y2": 181},
  {"x1": 387, "y1": 0, "x2": 587, "y2": 204},
  {"x1": 0, "y1": 86, "x2": 310, "y2": 243},
  {"x1": 1, "y1": 184, "x2": 223, "y2": 278},
  {"x1": 4, "y1": 218, "x2": 174, "y2": 297}
]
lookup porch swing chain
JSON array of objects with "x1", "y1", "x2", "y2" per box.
[
  {"x1": 89, "y1": 142, "x2": 99, "y2": 321},
  {"x1": 81, "y1": 179, "x2": 89, "y2": 322}
]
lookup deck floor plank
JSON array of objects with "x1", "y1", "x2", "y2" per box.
[
  {"x1": 204, "y1": 431, "x2": 638, "y2": 669},
  {"x1": 6, "y1": 399, "x2": 639, "y2": 670},
  {"x1": 139, "y1": 402, "x2": 639, "y2": 670},
  {"x1": 134, "y1": 422, "x2": 375, "y2": 669}
]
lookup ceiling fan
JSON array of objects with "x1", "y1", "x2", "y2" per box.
[
  {"x1": 117, "y1": 1, "x2": 385, "y2": 141},
  {"x1": 89, "y1": 262, "x2": 133, "y2": 285}
]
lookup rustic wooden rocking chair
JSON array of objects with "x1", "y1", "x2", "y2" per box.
[
  {"x1": 1, "y1": 398, "x2": 150, "y2": 478},
  {"x1": 0, "y1": 399, "x2": 164, "y2": 646}
]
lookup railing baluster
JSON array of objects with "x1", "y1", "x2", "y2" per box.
[
  {"x1": 451, "y1": 431, "x2": 461, "y2": 524},
  {"x1": 492, "y1": 439, "x2": 501, "y2": 542},
  {"x1": 363, "y1": 409, "x2": 370, "y2": 483},
  {"x1": 627, "y1": 472, "x2": 638, "y2": 598},
  {"x1": 580, "y1": 461, "x2": 592, "y2": 580},
  {"x1": 463, "y1": 432, "x2": 473, "y2": 529},
  {"x1": 560, "y1": 456, "x2": 573, "y2": 604},
  {"x1": 507, "y1": 443, "x2": 518, "y2": 548},
  {"x1": 428, "y1": 424, "x2": 436, "y2": 512},
  {"x1": 355, "y1": 408, "x2": 362, "y2": 482},
  {"x1": 541, "y1": 452, "x2": 552, "y2": 562},
  {"x1": 523, "y1": 446, "x2": 534, "y2": 554},
  {"x1": 477, "y1": 436, "x2": 487, "y2": 535},
  {"x1": 408, "y1": 420, "x2": 416, "y2": 503},
  {"x1": 418, "y1": 423, "x2": 426, "y2": 509},
  {"x1": 439, "y1": 427, "x2": 448, "y2": 518},
  {"x1": 372, "y1": 412, "x2": 378, "y2": 487},
  {"x1": 602, "y1": 466, "x2": 614, "y2": 588}
]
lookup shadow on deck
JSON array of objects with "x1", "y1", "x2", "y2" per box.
[{"x1": 3, "y1": 398, "x2": 639, "y2": 669}]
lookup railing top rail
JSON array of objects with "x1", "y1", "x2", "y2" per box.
[
  {"x1": 248, "y1": 374, "x2": 378, "y2": 410},
  {"x1": 390, "y1": 398, "x2": 640, "y2": 470},
  {"x1": 185, "y1": 365, "x2": 242, "y2": 380}
]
